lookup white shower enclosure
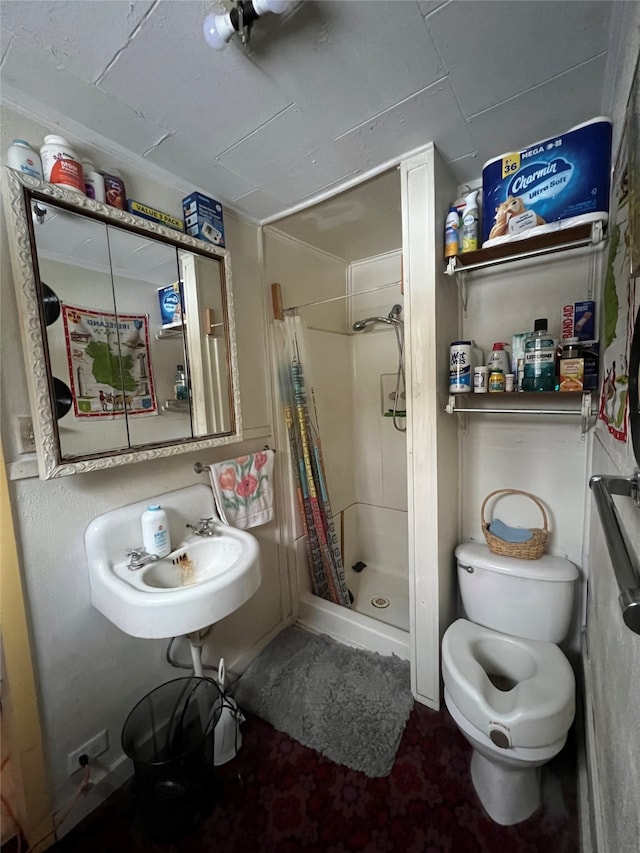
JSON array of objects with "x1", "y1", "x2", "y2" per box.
[{"x1": 265, "y1": 145, "x2": 458, "y2": 710}]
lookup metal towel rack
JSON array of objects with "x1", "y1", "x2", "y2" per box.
[
  {"x1": 194, "y1": 446, "x2": 275, "y2": 474},
  {"x1": 589, "y1": 471, "x2": 640, "y2": 635}
]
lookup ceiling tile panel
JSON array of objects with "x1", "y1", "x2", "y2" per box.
[
  {"x1": 230, "y1": 189, "x2": 290, "y2": 222},
  {"x1": 257, "y1": 142, "x2": 360, "y2": 207},
  {"x1": 1, "y1": 40, "x2": 169, "y2": 155},
  {"x1": 98, "y1": 1, "x2": 292, "y2": 156},
  {"x1": 333, "y1": 78, "x2": 475, "y2": 170},
  {"x1": 466, "y1": 54, "x2": 609, "y2": 179},
  {"x1": 0, "y1": 0, "x2": 155, "y2": 81},
  {"x1": 144, "y1": 132, "x2": 256, "y2": 201},
  {"x1": 217, "y1": 104, "x2": 328, "y2": 184},
  {"x1": 248, "y1": 0, "x2": 445, "y2": 140},
  {"x1": 427, "y1": 0, "x2": 612, "y2": 116}
]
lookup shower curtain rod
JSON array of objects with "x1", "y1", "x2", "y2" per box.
[{"x1": 284, "y1": 280, "x2": 402, "y2": 313}]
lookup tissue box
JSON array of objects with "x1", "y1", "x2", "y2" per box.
[{"x1": 182, "y1": 192, "x2": 225, "y2": 247}]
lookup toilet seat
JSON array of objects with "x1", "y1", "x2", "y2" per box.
[{"x1": 442, "y1": 619, "x2": 575, "y2": 748}]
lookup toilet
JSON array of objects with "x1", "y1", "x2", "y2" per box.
[{"x1": 441, "y1": 542, "x2": 578, "y2": 826}]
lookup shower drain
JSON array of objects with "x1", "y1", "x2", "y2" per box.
[{"x1": 371, "y1": 595, "x2": 390, "y2": 609}]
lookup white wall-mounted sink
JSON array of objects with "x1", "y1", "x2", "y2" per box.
[{"x1": 84, "y1": 484, "x2": 262, "y2": 639}]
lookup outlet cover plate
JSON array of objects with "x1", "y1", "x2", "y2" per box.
[{"x1": 67, "y1": 729, "x2": 109, "y2": 775}]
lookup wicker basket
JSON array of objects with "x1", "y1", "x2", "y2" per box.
[{"x1": 481, "y1": 489, "x2": 549, "y2": 560}]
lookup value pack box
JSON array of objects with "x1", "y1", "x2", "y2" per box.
[
  {"x1": 127, "y1": 199, "x2": 184, "y2": 232},
  {"x1": 182, "y1": 192, "x2": 225, "y2": 247}
]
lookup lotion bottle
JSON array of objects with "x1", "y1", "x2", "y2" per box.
[
  {"x1": 461, "y1": 190, "x2": 479, "y2": 253},
  {"x1": 141, "y1": 504, "x2": 171, "y2": 557}
]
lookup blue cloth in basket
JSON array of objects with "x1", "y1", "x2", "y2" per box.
[{"x1": 488, "y1": 518, "x2": 533, "y2": 543}]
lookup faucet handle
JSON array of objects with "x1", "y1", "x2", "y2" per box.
[
  {"x1": 186, "y1": 517, "x2": 217, "y2": 535},
  {"x1": 126, "y1": 547, "x2": 144, "y2": 558}
]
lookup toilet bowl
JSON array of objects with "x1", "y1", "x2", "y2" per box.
[
  {"x1": 442, "y1": 619, "x2": 575, "y2": 824},
  {"x1": 442, "y1": 543, "x2": 578, "y2": 825}
]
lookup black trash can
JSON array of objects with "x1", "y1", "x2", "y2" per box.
[{"x1": 122, "y1": 677, "x2": 223, "y2": 842}]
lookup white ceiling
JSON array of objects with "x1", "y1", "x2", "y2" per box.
[{"x1": 0, "y1": 0, "x2": 624, "y2": 259}]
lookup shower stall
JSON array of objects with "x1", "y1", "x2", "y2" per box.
[{"x1": 265, "y1": 189, "x2": 410, "y2": 658}]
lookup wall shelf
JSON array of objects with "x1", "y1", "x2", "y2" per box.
[
  {"x1": 446, "y1": 391, "x2": 595, "y2": 438},
  {"x1": 445, "y1": 222, "x2": 604, "y2": 277}
]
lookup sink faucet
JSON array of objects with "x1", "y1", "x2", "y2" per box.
[
  {"x1": 186, "y1": 517, "x2": 218, "y2": 537},
  {"x1": 125, "y1": 547, "x2": 160, "y2": 570}
]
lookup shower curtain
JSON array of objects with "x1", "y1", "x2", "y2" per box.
[{"x1": 276, "y1": 312, "x2": 351, "y2": 607}]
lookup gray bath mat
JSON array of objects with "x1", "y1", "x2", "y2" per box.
[{"x1": 233, "y1": 626, "x2": 414, "y2": 777}]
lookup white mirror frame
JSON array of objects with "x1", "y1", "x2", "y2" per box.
[{"x1": 3, "y1": 167, "x2": 243, "y2": 479}]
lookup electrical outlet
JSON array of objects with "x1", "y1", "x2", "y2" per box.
[
  {"x1": 67, "y1": 729, "x2": 109, "y2": 776},
  {"x1": 17, "y1": 416, "x2": 35, "y2": 453}
]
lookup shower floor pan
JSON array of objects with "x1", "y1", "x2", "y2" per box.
[{"x1": 350, "y1": 566, "x2": 409, "y2": 632}]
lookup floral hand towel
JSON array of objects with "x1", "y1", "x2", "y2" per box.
[{"x1": 208, "y1": 450, "x2": 275, "y2": 529}]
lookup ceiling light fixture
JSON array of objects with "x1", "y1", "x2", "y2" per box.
[{"x1": 204, "y1": 0, "x2": 290, "y2": 50}]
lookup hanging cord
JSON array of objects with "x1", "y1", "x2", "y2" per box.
[
  {"x1": 1, "y1": 754, "x2": 25, "y2": 853},
  {"x1": 23, "y1": 762, "x2": 91, "y2": 853}
]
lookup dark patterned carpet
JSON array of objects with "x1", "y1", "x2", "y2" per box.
[{"x1": 51, "y1": 702, "x2": 578, "y2": 853}]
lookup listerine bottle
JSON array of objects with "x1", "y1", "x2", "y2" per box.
[
  {"x1": 522, "y1": 319, "x2": 556, "y2": 392},
  {"x1": 174, "y1": 364, "x2": 188, "y2": 400}
]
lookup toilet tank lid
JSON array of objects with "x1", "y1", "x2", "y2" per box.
[{"x1": 455, "y1": 542, "x2": 578, "y2": 582}]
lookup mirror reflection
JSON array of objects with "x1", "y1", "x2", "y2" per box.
[
  {"x1": 30, "y1": 197, "x2": 235, "y2": 460},
  {"x1": 3, "y1": 164, "x2": 242, "y2": 478}
]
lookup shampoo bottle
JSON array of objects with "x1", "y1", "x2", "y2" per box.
[
  {"x1": 141, "y1": 504, "x2": 171, "y2": 557},
  {"x1": 444, "y1": 207, "x2": 460, "y2": 259},
  {"x1": 461, "y1": 190, "x2": 479, "y2": 253}
]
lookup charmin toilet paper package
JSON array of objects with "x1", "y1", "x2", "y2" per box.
[{"x1": 482, "y1": 117, "x2": 612, "y2": 248}]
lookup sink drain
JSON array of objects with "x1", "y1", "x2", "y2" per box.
[{"x1": 371, "y1": 595, "x2": 390, "y2": 609}]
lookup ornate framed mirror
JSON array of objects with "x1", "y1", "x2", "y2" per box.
[
  {"x1": 3, "y1": 167, "x2": 242, "y2": 479},
  {"x1": 629, "y1": 302, "x2": 640, "y2": 468}
]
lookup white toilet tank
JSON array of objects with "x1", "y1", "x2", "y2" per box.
[{"x1": 455, "y1": 543, "x2": 578, "y2": 643}]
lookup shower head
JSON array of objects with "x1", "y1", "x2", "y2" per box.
[{"x1": 352, "y1": 316, "x2": 393, "y2": 331}]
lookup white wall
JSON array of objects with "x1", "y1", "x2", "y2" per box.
[
  {"x1": 583, "y1": 7, "x2": 640, "y2": 849},
  {"x1": 1, "y1": 104, "x2": 284, "y2": 830},
  {"x1": 460, "y1": 248, "x2": 599, "y2": 651},
  {"x1": 350, "y1": 252, "x2": 407, "y2": 512}
]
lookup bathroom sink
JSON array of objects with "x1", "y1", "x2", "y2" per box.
[{"x1": 84, "y1": 484, "x2": 262, "y2": 639}]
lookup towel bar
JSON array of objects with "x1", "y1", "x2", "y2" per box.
[
  {"x1": 194, "y1": 447, "x2": 275, "y2": 474},
  {"x1": 589, "y1": 472, "x2": 640, "y2": 635}
]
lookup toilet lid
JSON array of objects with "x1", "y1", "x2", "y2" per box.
[{"x1": 442, "y1": 619, "x2": 575, "y2": 748}]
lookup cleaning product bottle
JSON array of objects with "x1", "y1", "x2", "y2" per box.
[
  {"x1": 486, "y1": 342, "x2": 511, "y2": 376},
  {"x1": 523, "y1": 319, "x2": 556, "y2": 392},
  {"x1": 141, "y1": 504, "x2": 171, "y2": 557},
  {"x1": 461, "y1": 190, "x2": 479, "y2": 253},
  {"x1": 83, "y1": 160, "x2": 105, "y2": 203},
  {"x1": 174, "y1": 364, "x2": 188, "y2": 400},
  {"x1": 444, "y1": 207, "x2": 460, "y2": 259}
]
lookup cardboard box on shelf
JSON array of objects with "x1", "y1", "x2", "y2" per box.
[{"x1": 182, "y1": 192, "x2": 225, "y2": 247}]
